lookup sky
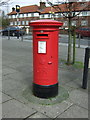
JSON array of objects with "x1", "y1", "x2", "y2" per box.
[
  {"x1": 1, "y1": 0, "x2": 88, "y2": 14},
  {"x1": 1, "y1": 0, "x2": 49, "y2": 14}
]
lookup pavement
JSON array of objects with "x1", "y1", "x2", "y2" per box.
[{"x1": 0, "y1": 36, "x2": 89, "y2": 119}]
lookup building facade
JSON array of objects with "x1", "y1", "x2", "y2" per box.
[{"x1": 8, "y1": 1, "x2": 90, "y2": 34}]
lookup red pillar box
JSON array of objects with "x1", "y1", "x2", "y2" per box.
[{"x1": 29, "y1": 20, "x2": 63, "y2": 98}]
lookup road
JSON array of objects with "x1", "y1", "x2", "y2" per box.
[
  {"x1": 1, "y1": 34, "x2": 90, "y2": 47},
  {"x1": 60, "y1": 34, "x2": 90, "y2": 46}
]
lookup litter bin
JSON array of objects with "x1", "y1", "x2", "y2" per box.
[{"x1": 29, "y1": 19, "x2": 63, "y2": 98}]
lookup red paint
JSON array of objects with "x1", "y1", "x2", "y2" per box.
[{"x1": 29, "y1": 20, "x2": 63, "y2": 86}]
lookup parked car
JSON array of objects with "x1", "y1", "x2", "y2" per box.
[
  {"x1": 1, "y1": 26, "x2": 25, "y2": 36},
  {"x1": 76, "y1": 27, "x2": 90, "y2": 38}
]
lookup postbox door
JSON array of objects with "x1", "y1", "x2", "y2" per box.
[{"x1": 33, "y1": 31, "x2": 58, "y2": 86}]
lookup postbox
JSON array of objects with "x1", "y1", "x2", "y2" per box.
[{"x1": 29, "y1": 20, "x2": 63, "y2": 98}]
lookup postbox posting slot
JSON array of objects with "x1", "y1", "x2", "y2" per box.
[
  {"x1": 37, "y1": 34, "x2": 48, "y2": 37},
  {"x1": 36, "y1": 33, "x2": 49, "y2": 38}
]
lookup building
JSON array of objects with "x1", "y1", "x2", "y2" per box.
[{"x1": 8, "y1": 1, "x2": 90, "y2": 34}]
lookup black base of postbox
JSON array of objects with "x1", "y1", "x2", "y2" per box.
[{"x1": 33, "y1": 83, "x2": 58, "y2": 99}]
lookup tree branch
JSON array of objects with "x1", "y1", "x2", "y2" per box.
[
  {"x1": 0, "y1": 0, "x2": 11, "y2": 6},
  {"x1": 73, "y1": 2, "x2": 90, "y2": 17},
  {"x1": 47, "y1": 0, "x2": 90, "y2": 19},
  {"x1": 47, "y1": 0, "x2": 68, "y2": 18}
]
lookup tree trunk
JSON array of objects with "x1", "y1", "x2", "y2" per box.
[
  {"x1": 67, "y1": 17, "x2": 72, "y2": 65},
  {"x1": 72, "y1": 30, "x2": 76, "y2": 64}
]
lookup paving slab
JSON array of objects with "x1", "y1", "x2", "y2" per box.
[
  {"x1": 13, "y1": 63, "x2": 33, "y2": 74},
  {"x1": 2, "y1": 67, "x2": 18, "y2": 76},
  {"x1": 2, "y1": 76, "x2": 32, "y2": 104},
  {"x1": 88, "y1": 69, "x2": 90, "y2": 93},
  {"x1": 58, "y1": 69, "x2": 82, "y2": 85},
  {"x1": 65, "y1": 78, "x2": 88, "y2": 93},
  {"x1": 26, "y1": 100, "x2": 73, "y2": 118},
  {"x1": 3, "y1": 62, "x2": 31, "y2": 71},
  {"x1": 2, "y1": 93, "x2": 13, "y2": 103},
  {"x1": 0, "y1": 77, "x2": 2, "y2": 92},
  {"x1": 2, "y1": 99, "x2": 36, "y2": 118},
  {"x1": 2, "y1": 77, "x2": 25, "y2": 93},
  {"x1": 0, "y1": 91, "x2": 2, "y2": 104},
  {"x1": 57, "y1": 105, "x2": 88, "y2": 118},
  {"x1": 28, "y1": 112, "x2": 50, "y2": 118},
  {"x1": 65, "y1": 78, "x2": 82, "y2": 89},
  {"x1": 2, "y1": 70, "x2": 31, "y2": 82},
  {"x1": 0, "y1": 103, "x2": 2, "y2": 120},
  {"x1": 61, "y1": 84, "x2": 75, "y2": 92},
  {"x1": 69, "y1": 89, "x2": 88, "y2": 109}
]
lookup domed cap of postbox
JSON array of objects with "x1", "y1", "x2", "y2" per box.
[{"x1": 29, "y1": 19, "x2": 63, "y2": 27}]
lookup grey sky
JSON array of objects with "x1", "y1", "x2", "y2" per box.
[
  {"x1": 1, "y1": 0, "x2": 48, "y2": 14},
  {"x1": 1, "y1": 0, "x2": 88, "y2": 14}
]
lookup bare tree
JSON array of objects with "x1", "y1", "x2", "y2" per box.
[
  {"x1": 0, "y1": 0, "x2": 11, "y2": 6},
  {"x1": 46, "y1": 0, "x2": 90, "y2": 64}
]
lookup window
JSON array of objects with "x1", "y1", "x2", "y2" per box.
[
  {"x1": 19, "y1": 14, "x2": 23, "y2": 18},
  {"x1": 12, "y1": 15, "x2": 15, "y2": 18},
  {"x1": 81, "y1": 3, "x2": 86, "y2": 7},
  {"x1": 44, "y1": 14, "x2": 48, "y2": 18},
  {"x1": 72, "y1": 21, "x2": 76, "y2": 26},
  {"x1": 22, "y1": 14, "x2": 24, "y2": 17},
  {"x1": 55, "y1": 13, "x2": 58, "y2": 18},
  {"x1": 22, "y1": 21, "x2": 25, "y2": 25},
  {"x1": 24, "y1": 14, "x2": 27, "y2": 17},
  {"x1": 82, "y1": 11, "x2": 87, "y2": 16},
  {"x1": 79, "y1": 12, "x2": 82, "y2": 16},
  {"x1": 48, "y1": 14, "x2": 50, "y2": 18},
  {"x1": 26, "y1": 13, "x2": 28, "y2": 17},
  {"x1": 81, "y1": 20, "x2": 88, "y2": 26},
  {"x1": 41, "y1": 14, "x2": 44, "y2": 18},
  {"x1": 9, "y1": 15, "x2": 11, "y2": 18},
  {"x1": 11, "y1": 15, "x2": 12, "y2": 18},
  {"x1": 88, "y1": 11, "x2": 90, "y2": 16},
  {"x1": 10, "y1": 22, "x2": 13, "y2": 25},
  {"x1": 26, "y1": 21, "x2": 29, "y2": 25},
  {"x1": 28, "y1": 13, "x2": 31, "y2": 17},
  {"x1": 63, "y1": 13, "x2": 67, "y2": 17},
  {"x1": 34, "y1": 13, "x2": 39, "y2": 17},
  {"x1": 14, "y1": 14, "x2": 17, "y2": 18},
  {"x1": 31, "y1": 13, "x2": 34, "y2": 17},
  {"x1": 12, "y1": 14, "x2": 17, "y2": 18},
  {"x1": 15, "y1": 21, "x2": 17, "y2": 25},
  {"x1": 58, "y1": 13, "x2": 62, "y2": 17},
  {"x1": 18, "y1": 21, "x2": 21, "y2": 25},
  {"x1": 51, "y1": 14, "x2": 55, "y2": 18}
]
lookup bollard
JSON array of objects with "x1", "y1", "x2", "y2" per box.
[
  {"x1": 82, "y1": 47, "x2": 90, "y2": 89},
  {"x1": 78, "y1": 34, "x2": 81, "y2": 48},
  {"x1": 17, "y1": 31, "x2": 19, "y2": 39},
  {"x1": 21, "y1": 32, "x2": 23, "y2": 41},
  {"x1": 8, "y1": 29, "x2": 10, "y2": 40}
]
